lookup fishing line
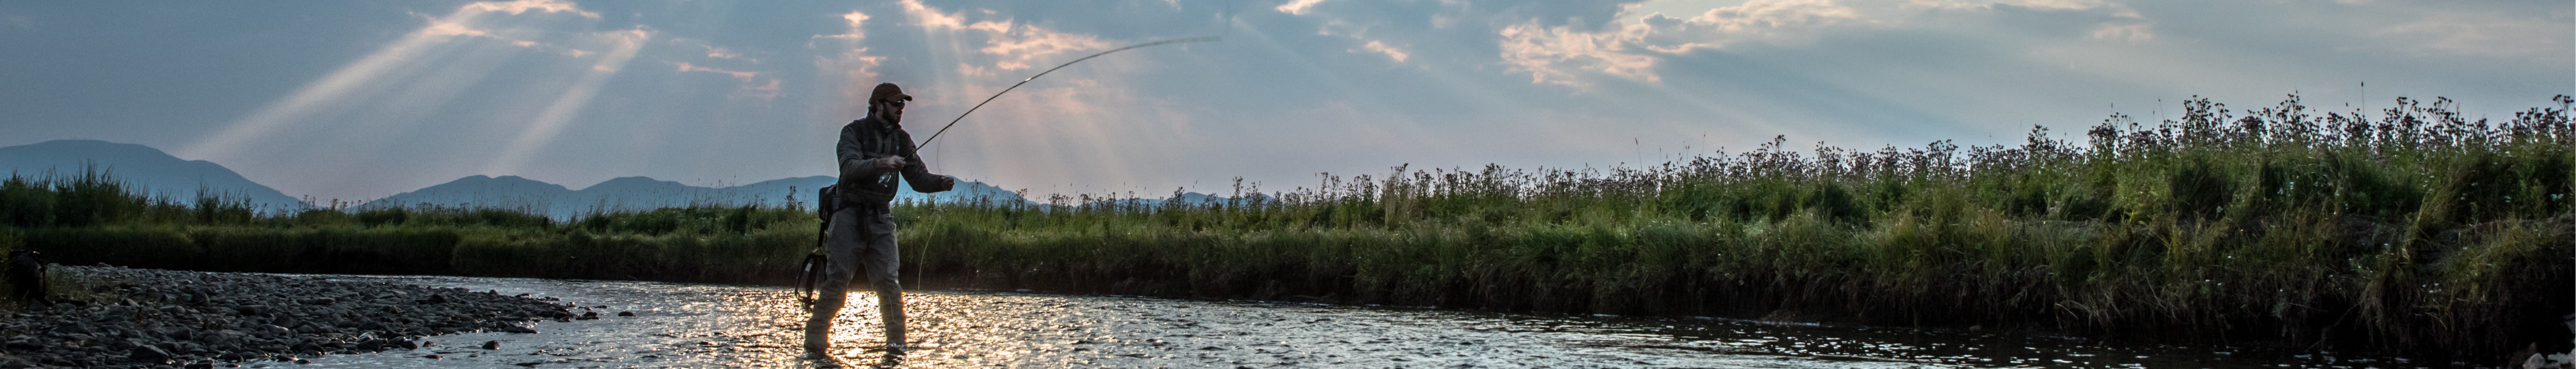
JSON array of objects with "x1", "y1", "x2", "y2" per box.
[
  {"x1": 914, "y1": 35, "x2": 1220, "y2": 149},
  {"x1": 908, "y1": 0, "x2": 1233, "y2": 302},
  {"x1": 909, "y1": 35, "x2": 1221, "y2": 294}
]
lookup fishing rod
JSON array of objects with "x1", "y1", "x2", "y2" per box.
[
  {"x1": 895, "y1": 34, "x2": 1221, "y2": 295},
  {"x1": 914, "y1": 35, "x2": 1221, "y2": 149}
]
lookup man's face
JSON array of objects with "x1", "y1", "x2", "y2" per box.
[{"x1": 873, "y1": 99, "x2": 907, "y2": 124}]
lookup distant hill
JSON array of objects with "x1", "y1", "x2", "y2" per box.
[
  {"x1": 0, "y1": 140, "x2": 1260, "y2": 219},
  {"x1": 360, "y1": 174, "x2": 1033, "y2": 219},
  {"x1": 0, "y1": 139, "x2": 310, "y2": 212}
]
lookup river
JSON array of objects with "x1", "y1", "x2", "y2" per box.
[{"x1": 258, "y1": 275, "x2": 2443, "y2": 368}]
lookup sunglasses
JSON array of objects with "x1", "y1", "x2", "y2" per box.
[{"x1": 884, "y1": 100, "x2": 908, "y2": 107}]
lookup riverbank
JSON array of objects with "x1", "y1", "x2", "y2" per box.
[{"x1": 0, "y1": 266, "x2": 573, "y2": 368}]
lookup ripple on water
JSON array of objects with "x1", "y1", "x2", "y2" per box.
[{"x1": 286, "y1": 275, "x2": 2435, "y2": 368}]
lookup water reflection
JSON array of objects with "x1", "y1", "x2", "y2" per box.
[{"x1": 280, "y1": 275, "x2": 2441, "y2": 368}]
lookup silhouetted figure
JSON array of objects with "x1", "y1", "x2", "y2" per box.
[
  {"x1": 8, "y1": 250, "x2": 47, "y2": 306},
  {"x1": 808, "y1": 82, "x2": 955, "y2": 359}
]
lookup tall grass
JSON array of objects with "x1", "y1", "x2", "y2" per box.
[
  {"x1": 893, "y1": 94, "x2": 2573, "y2": 359},
  {"x1": 0, "y1": 94, "x2": 2565, "y2": 360},
  {"x1": 0, "y1": 171, "x2": 822, "y2": 284}
]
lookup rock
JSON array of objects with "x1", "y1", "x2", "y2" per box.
[
  {"x1": 482, "y1": 340, "x2": 501, "y2": 350},
  {"x1": 616, "y1": 311, "x2": 635, "y2": 317},
  {"x1": 129, "y1": 344, "x2": 174, "y2": 365},
  {"x1": 51, "y1": 322, "x2": 88, "y2": 335},
  {"x1": 0, "y1": 266, "x2": 570, "y2": 367}
]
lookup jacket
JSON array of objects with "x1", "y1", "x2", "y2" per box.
[{"x1": 835, "y1": 116, "x2": 952, "y2": 205}]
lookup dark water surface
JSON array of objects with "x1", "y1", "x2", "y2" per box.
[{"x1": 262, "y1": 275, "x2": 2438, "y2": 368}]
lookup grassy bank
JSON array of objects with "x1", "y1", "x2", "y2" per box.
[
  {"x1": 2, "y1": 95, "x2": 2568, "y2": 361},
  {"x1": 902, "y1": 95, "x2": 2574, "y2": 361}
]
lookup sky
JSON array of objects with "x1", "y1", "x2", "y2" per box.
[{"x1": 1, "y1": 0, "x2": 2568, "y2": 204}]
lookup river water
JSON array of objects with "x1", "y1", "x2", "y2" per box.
[{"x1": 256, "y1": 275, "x2": 2441, "y2": 368}]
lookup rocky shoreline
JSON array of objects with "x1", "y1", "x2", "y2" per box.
[{"x1": 0, "y1": 266, "x2": 575, "y2": 368}]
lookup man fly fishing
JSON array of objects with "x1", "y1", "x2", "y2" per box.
[
  {"x1": 808, "y1": 82, "x2": 954, "y2": 358},
  {"x1": 799, "y1": 34, "x2": 1218, "y2": 361}
]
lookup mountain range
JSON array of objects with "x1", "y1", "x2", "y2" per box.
[
  {"x1": 0, "y1": 140, "x2": 1029, "y2": 218},
  {"x1": 0, "y1": 140, "x2": 1267, "y2": 218}
]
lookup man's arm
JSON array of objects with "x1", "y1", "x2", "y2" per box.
[{"x1": 896, "y1": 134, "x2": 955, "y2": 193}]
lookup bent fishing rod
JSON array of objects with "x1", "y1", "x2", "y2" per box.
[
  {"x1": 881, "y1": 35, "x2": 1220, "y2": 294},
  {"x1": 914, "y1": 35, "x2": 1220, "y2": 149}
]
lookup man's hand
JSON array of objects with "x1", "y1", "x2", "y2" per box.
[{"x1": 873, "y1": 156, "x2": 908, "y2": 172}]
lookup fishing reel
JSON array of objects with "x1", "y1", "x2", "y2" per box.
[{"x1": 796, "y1": 252, "x2": 826, "y2": 309}]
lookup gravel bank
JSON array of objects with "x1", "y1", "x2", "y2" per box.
[{"x1": 0, "y1": 266, "x2": 573, "y2": 368}]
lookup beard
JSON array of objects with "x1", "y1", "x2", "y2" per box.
[{"x1": 875, "y1": 109, "x2": 903, "y2": 126}]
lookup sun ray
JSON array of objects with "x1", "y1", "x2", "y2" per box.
[{"x1": 484, "y1": 28, "x2": 653, "y2": 176}]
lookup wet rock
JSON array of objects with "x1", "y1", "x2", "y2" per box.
[
  {"x1": 0, "y1": 265, "x2": 570, "y2": 368},
  {"x1": 482, "y1": 340, "x2": 501, "y2": 350},
  {"x1": 130, "y1": 344, "x2": 173, "y2": 365},
  {"x1": 616, "y1": 311, "x2": 634, "y2": 317}
]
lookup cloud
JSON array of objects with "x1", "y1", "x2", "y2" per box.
[
  {"x1": 2379, "y1": 10, "x2": 2572, "y2": 60},
  {"x1": 676, "y1": 62, "x2": 758, "y2": 79},
  {"x1": 811, "y1": 10, "x2": 884, "y2": 116},
  {"x1": 415, "y1": 0, "x2": 605, "y2": 57},
  {"x1": 459, "y1": 0, "x2": 599, "y2": 18},
  {"x1": 1499, "y1": 20, "x2": 1660, "y2": 87},
  {"x1": 899, "y1": 0, "x2": 1110, "y2": 72},
  {"x1": 2088, "y1": 22, "x2": 2154, "y2": 43},
  {"x1": 667, "y1": 38, "x2": 760, "y2": 64},
  {"x1": 1352, "y1": 40, "x2": 1409, "y2": 62},
  {"x1": 675, "y1": 61, "x2": 781, "y2": 103},
  {"x1": 1493, "y1": 0, "x2": 2159, "y2": 88},
  {"x1": 1276, "y1": 0, "x2": 1330, "y2": 15},
  {"x1": 1685, "y1": 0, "x2": 1860, "y2": 33},
  {"x1": 707, "y1": 45, "x2": 748, "y2": 61},
  {"x1": 743, "y1": 78, "x2": 783, "y2": 102},
  {"x1": 812, "y1": 11, "x2": 872, "y2": 44}
]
